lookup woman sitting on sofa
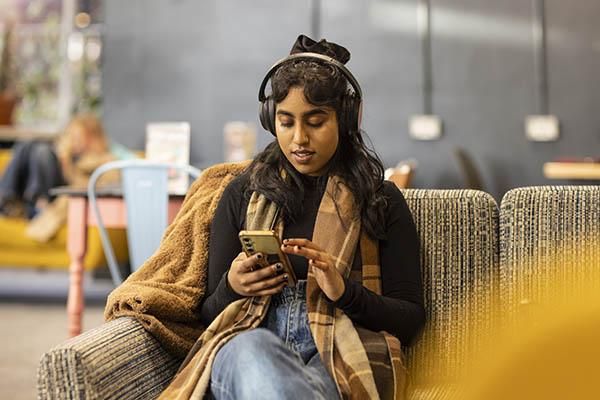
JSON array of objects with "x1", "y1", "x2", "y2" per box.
[
  {"x1": 157, "y1": 34, "x2": 426, "y2": 399},
  {"x1": 0, "y1": 113, "x2": 124, "y2": 219}
]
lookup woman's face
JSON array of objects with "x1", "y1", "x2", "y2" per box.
[
  {"x1": 66, "y1": 122, "x2": 105, "y2": 155},
  {"x1": 67, "y1": 123, "x2": 89, "y2": 155},
  {"x1": 275, "y1": 87, "x2": 339, "y2": 176}
]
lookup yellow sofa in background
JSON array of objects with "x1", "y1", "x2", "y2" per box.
[{"x1": 0, "y1": 148, "x2": 129, "y2": 270}]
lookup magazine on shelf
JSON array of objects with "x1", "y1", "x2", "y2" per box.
[
  {"x1": 145, "y1": 122, "x2": 191, "y2": 194},
  {"x1": 223, "y1": 121, "x2": 257, "y2": 162}
]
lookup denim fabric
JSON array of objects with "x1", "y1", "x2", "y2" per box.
[
  {"x1": 0, "y1": 141, "x2": 65, "y2": 218},
  {"x1": 210, "y1": 280, "x2": 340, "y2": 400}
]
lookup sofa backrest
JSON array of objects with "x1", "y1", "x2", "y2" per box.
[
  {"x1": 500, "y1": 185, "x2": 600, "y2": 314},
  {"x1": 402, "y1": 189, "x2": 500, "y2": 388}
]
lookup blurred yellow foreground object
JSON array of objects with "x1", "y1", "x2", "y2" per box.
[{"x1": 462, "y1": 283, "x2": 600, "y2": 400}]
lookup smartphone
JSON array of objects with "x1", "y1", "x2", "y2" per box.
[{"x1": 238, "y1": 230, "x2": 297, "y2": 287}]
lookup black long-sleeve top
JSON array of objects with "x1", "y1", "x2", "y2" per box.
[{"x1": 199, "y1": 173, "x2": 425, "y2": 345}]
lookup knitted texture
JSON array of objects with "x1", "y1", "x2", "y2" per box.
[
  {"x1": 500, "y1": 186, "x2": 600, "y2": 315},
  {"x1": 37, "y1": 317, "x2": 179, "y2": 399},
  {"x1": 402, "y1": 189, "x2": 499, "y2": 391}
]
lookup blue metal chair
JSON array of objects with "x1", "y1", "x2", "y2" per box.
[{"x1": 87, "y1": 159, "x2": 202, "y2": 285}]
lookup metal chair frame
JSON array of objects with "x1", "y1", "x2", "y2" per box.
[{"x1": 87, "y1": 159, "x2": 201, "y2": 285}]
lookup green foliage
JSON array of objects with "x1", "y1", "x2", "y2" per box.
[
  {"x1": 12, "y1": 16, "x2": 62, "y2": 125},
  {"x1": 1, "y1": 0, "x2": 104, "y2": 126},
  {"x1": 0, "y1": 22, "x2": 14, "y2": 92}
]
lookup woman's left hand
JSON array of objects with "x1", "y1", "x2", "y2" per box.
[{"x1": 281, "y1": 238, "x2": 345, "y2": 302}]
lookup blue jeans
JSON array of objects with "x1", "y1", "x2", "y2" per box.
[
  {"x1": 0, "y1": 141, "x2": 65, "y2": 218},
  {"x1": 210, "y1": 280, "x2": 340, "y2": 400}
]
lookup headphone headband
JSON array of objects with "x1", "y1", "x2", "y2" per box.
[{"x1": 257, "y1": 52, "x2": 363, "y2": 102}]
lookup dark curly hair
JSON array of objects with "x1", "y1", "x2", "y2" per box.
[{"x1": 244, "y1": 58, "x2": 388, "y2": 240}]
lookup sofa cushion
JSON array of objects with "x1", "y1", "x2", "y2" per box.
[
  {"x1": 0, "y1": 148, "x2": 11, "y2": 173},
  {"x1": 402, "y1": 189, "x2": 499, "y2": 390},
  {"x1": 0, "y1": 216, "x2": 129, "y2": 269},
  {"x1": 500, "y1": 185, "x2": 600, "y2": 312}
]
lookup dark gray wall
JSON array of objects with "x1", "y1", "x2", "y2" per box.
[
  {"x1": 103, "y1": 0, "x2": 311, "y2": 166},
  {"x1": 103, "y1": 0, "x2": 600, "y2": 200}
]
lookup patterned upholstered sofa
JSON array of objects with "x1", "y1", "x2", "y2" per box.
[{"x1": 37, "y1": 185, "x2": 600, "y2": 399}]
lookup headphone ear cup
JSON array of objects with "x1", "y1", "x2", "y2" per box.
[{"x1": 259, "y1": 97, "x2": 277, "y2": 136}]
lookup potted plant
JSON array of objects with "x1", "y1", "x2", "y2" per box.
[{"x1": 0, "y1": 21, "x2": 18, "y2": 126}]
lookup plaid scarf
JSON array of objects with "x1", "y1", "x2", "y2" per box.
[{"x1": 159, "y1": 176, "x2": 406, "y2": 399}]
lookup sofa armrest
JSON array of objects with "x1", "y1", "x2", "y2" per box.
[{"x1": 38, "y1": 317, "x2": 180, "y2": 400}]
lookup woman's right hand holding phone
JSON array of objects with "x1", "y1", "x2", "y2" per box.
[{"x1": 227, "y1": 252, "x2": 289, "y2": 297}]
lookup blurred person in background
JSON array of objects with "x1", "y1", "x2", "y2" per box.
[
  {"x1": 0, "y1": 113, "x2": 128, "y2": 219},
  {"x1": 0, "y1": 113, "x2": 134, "y2": 242}
]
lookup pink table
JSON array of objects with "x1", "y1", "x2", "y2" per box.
[{"x1": 53, "y1": 187, "x2": 184, "y2": 337}]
